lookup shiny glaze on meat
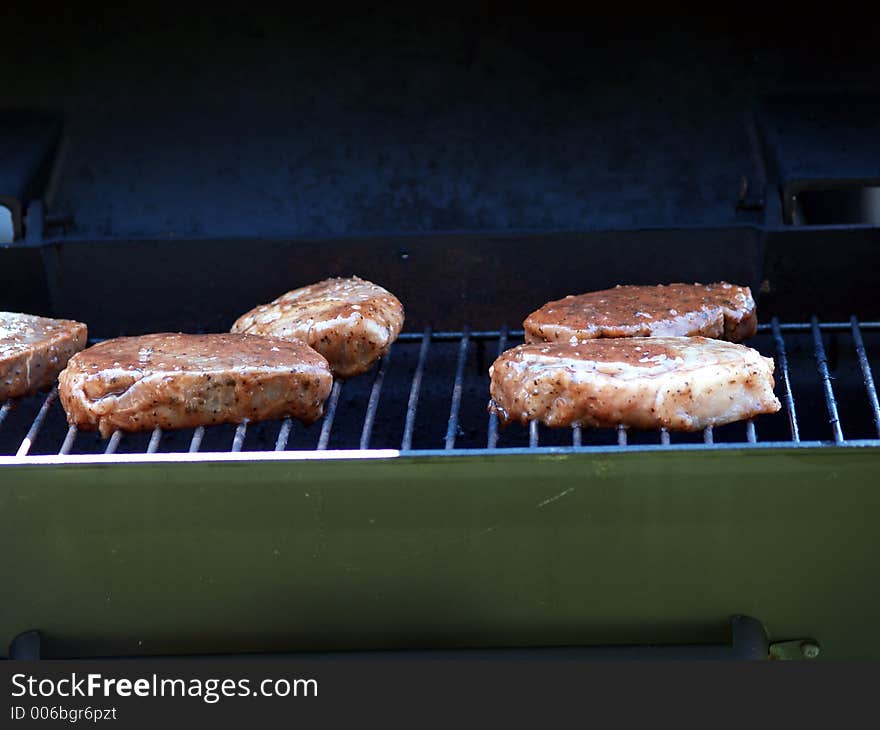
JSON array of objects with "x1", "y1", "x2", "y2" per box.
[
  {"x1": 488, "y1": 336, "x2": 780, "y2": 431},
  {"x1": 231, "y1": 276, "x2": 404, "y2": 378},
  {"x1": 524, "y1": 282, "x2": 757, "y2": 344},
  {"x1": 1, "y1": 312, "x2": 88, "y2": 399},
  {"x1": 59, "y1": 333, "x2": 333, "y2": 437}
]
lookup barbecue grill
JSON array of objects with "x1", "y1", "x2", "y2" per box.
[{"x1": 2, "y1": 9, "x2": 880, "y2": 659}]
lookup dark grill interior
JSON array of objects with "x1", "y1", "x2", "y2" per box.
[{"x1": 2, "y1": 318, "x2": 878, "y2": 459}]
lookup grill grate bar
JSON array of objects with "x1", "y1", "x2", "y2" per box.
[
  {"x1": 771, "y1": 317, "x2": 801, "y2": 443},
  {"x1": 274, "y1": 418, "x2": 293, "y2": 451},
  {"x1": 401, "y1": 328, "x2": 431, "y2": 450},
  {"x1": 188, "y1": 426, "x2": 205, "y2": 453},
  {"x1": 660, "y1": 428, "x2": 670, "y2": 445},
  {"x1": 231, "y1": 422, "x2": 247, "y2": 452},
  {"x1": 703, "y1": 426, "x2": 714, "y2": 444},
  {"x1": 15, "y1": 388, "x2": 57, "y2": 457},
  {"x1": 573, "y1": 425, "x2": 582, "y2": 447},
  {"x1": 104, "y1": 430, "x2": 122, "y2": 454},
  {"x1": 0, "y1": 400, "x2": 12, "y2": 430},
  {"x1": 360, "y1": 354, "x2": 391, "y2": 450},
  {"x1": 147, "y1": 427, "x2": 162, "y2": 454},
  {"x1": 851, "y1": 316, "x2": 880, "y2": 438},
  {"x1": 760, "y1": 321, "x2": 880, "y2": 333},
  {"x1": 59, "y1": 425, "x2": 77, "y2": 455},
  {"x1": 812, "y1": 317, "x2": 844, "y2": 443},
  {"x1": 486, "y1": 326, "x2": 509, "y2": 449},
  {"x1": 529, "y1": 420, "x2": 539, "y2": 448},
  {"x1": 317, "y1": 381, "x2": 343, "y2": 450},
  {"x1": 400, "y1": 330, "x2": 510, "y2": 342},
  {"x1": 445, "y1": 328, "x2": 470, "y2": 450},
  {"x1": 746, "y1": 419, "x2": 757, "y2": 443},
  {"x1": 617, "y1": 425, "x2": 627, "y2": 447}
]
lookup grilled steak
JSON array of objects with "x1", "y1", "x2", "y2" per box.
[
  {"x1": 524, "y1": 282, "x2": 757, "y2": 344},
  {"x1": 488, "y1": 337, "x2": 780, "y2": 431},
  {"x1": 59, "y1": 333, "x2": 333, "y2": 437},
  {"x1": 231, "y1": 276, "x2": 404, "y2": 378},
  {"x1": 1, "y1": 311, "x2": 88, "y2": 400}
]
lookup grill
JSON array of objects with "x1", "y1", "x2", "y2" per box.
[
  {"x1": 2, "y1": 319, "x2": 879, "y2": 462},
  {"x1": 4, "y1": 8, "x2": 880, "y2": 661}
]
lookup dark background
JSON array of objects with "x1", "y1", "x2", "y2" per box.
[
  {"x1": 2, "y1": 7, "x2": 879, "y2": 331},
  {"x1": 2, "y1": 6, "x2": 878, "y2": 239}
]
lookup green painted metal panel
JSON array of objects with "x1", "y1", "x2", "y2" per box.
[{"x1": 2, "y1": 448, "x2": 879, "y2": 658}]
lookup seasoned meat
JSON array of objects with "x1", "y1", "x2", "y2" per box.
[
  {"x1": 1, "y1": 311, "x2": 88, "y2": 400},
  {"x1": 58, "y1": 333, "x2": 333, "y2": 437},
  {"x1": 524, "y1": 282, "x2": 757, "y2": 344},
  {"x1": 488, "y1": 337, "x2": 780, "y2": 431},
  {"x1": 231, "y1": 276, "x2": 405, "y2": 378}
]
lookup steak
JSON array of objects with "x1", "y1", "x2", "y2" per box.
[
  {"x1": 523, "y1": 282, "x2": 757, "y2": 344},
  {"x1": 1, "y1": 311, "x2": 88, "y2": 400},
  {"x1": 59, "y1": 333, "x2": 333, "y2": 437},
  {"x1": 231, "y1": 276, "x2": 404, "y2": 378},
  {"x1": 488, "y1": 337, "x2": 780, "y2": 431}
]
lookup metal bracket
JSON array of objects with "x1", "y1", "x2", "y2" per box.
[
  {"x1": 0, "y1": 112, "x2": 63, "y2": 242},
  {"x1": 769, "y1": 639, "x2": 821, "y2": 660},
  {"x1": 7, "y1": 629, "x2": 41, "y2": 660}
]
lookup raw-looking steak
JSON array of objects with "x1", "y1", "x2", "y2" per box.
[
  {"x1": 524, "y1": 282, "x2": 757, "y2": 344},
  {"x1": 488, "y1": 336, "x2": 780, "y2": 431},
  {"x1": 1, "y1": 311, "x2": 88, "y2": 399},
  {"x1": 232, "y1": 276, "x2": 404, "y2": 378},
  {"x1": 59, "y1": 332, "x2": 333, "y2": 437}
]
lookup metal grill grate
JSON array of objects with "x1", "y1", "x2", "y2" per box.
[{"x1": 1, "y1": 320, "x2": 879, "y2": 462}]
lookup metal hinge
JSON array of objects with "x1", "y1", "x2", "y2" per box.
[{"x1": 769, "y1": 639, "x2": 821, "y2": 660}]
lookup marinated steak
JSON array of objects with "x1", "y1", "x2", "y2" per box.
[
  {"x1": 59, "y1": 333, "x2": 333, "y2": 437},
  {"x1": 523, "y1": 282, "x2": 757, "y2": 344},
  {"x1": 1, "y1": 311, "x2": 88, "y2": 400},
  {"x1": 488, "y1": 337, "x2": 780, "y2": 431},
  {"x1": 231, "y1": 276, "x2": 404, "y2": 378}
]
